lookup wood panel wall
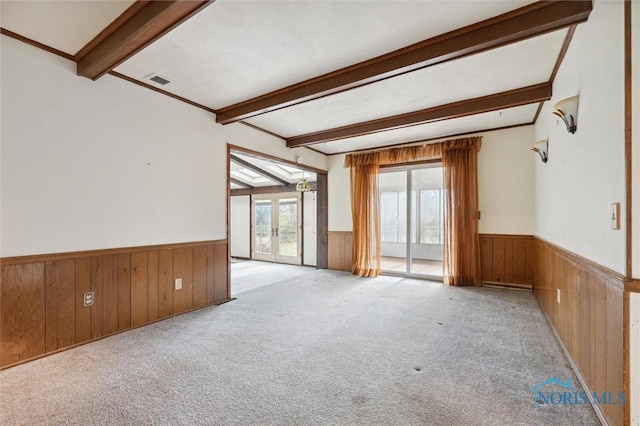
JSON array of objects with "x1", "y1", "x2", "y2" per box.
[
  {"x1": 328, "y1": 231, "x2": 352, "y2": 272},
  {"x1": 533, "y1": 238, "x2": 624, "y2": 426},
  {"x1": 0, "y1": 240, "x2": 228, "y2": 369},
  {"x1": 479, "y1": 234, "x2": 533, "y2": 286}
]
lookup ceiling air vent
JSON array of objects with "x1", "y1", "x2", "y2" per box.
[{"x1": 144, "y1": 73, "x2": 172, "y2": 86}]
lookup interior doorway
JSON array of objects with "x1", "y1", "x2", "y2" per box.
[
  {"x1": 379, "y1": 163, "x2": 444, "y2": 280},
  {"x1": 227, "y1": 145, "x2": 327, "y2": 271},
  {"x1": 252, "y1": 192, "x2": 301, "y2": 265}
]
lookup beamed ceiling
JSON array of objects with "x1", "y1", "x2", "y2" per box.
[{"x1": 0, "y1": 0, "x2": 593, "y2": 155}]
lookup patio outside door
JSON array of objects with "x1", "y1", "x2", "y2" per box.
[{"x1": 252, "y1": 192, "x2": 302, "y2": 265}]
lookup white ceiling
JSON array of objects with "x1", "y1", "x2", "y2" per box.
[
  {"x1": 1, "y1": 0, "x2": 581, "y2": 156},
  {"x1": 115, "y1": 0, "x2": 535, "y2": 108},
  {"x1": 0, "y1": 1, "x2": 135, "y2": 55},
  {"x1": 244, "y1": 29, "x2": 566, "y2": 137}
]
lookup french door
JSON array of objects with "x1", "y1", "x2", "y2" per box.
[
  {"x1": 379, "y1": 164, "x2": 444, "y2": 279},
  {"x1": 252, "y1": 192, "x2": 302, "y2": 265}
]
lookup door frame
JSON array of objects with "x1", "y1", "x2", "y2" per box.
[{"x1": 226, "y1": 144, "x2": 328, "y2": 270}]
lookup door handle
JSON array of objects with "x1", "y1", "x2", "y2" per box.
[{"x1": 275, "y1": 228, "x2": 279, "y2": 237}]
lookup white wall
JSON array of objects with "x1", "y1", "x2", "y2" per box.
[
  {"x1": 477, "y1": 126, "x2": 535, "y2": 234},
  {"x1": 303, "y1": 191, "x2": 316, "y2": 266},
  {"x1": 533, "y1": 0, "x2": 626, "y2": 274},
  {"x1": 328, "y1": 126, "x2": 535, "y2": 235},
  {"x1": 0, "y1": 36, "x2": 326, "y2": 257},
  {"x1": 230, "y1": 195, "x2": 250, "y2": 258},
  {"x1": 328, "y1": 154, "x2": 352, "y2": 231}
]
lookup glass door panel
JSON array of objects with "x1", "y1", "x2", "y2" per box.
[
  {"x1": 410, "y1": 167, "x2": 443, "y2": 278},
  {"x1": 253, "y1": 198, "x2": 274, "y2": 261},
  {"x1": 276, "y1": 196, "x2": 301, "y2": 264},
  {"x1": 379, "y1": 165, "x2": 443, "y2": 279},
  {"x1": 380, "y1": 171, "x2": 407, "y2": 274}
]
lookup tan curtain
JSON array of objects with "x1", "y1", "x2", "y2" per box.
[
  {"x1": 442, "y1": 137, "x2": 482, "y2": 286},
  {"x1": 344, "y1": 143, "x2": 442, "y2": 167},
  {"x1": 350, "y1": 164, "x2": 381, "y2": 277},
  {"x1": 345, "y1": 136, "x2": 481, "y2": 281}
]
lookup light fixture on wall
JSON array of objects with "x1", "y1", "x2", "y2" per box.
[
  {"x1": 531, "y1": 139, "x2": 549, "y2": 163},
  {"x1": 552, "y1": 95, "x2": 579, "y2": 134}
]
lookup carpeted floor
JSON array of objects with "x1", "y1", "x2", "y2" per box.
[
  {"x1": 0, "y1": 266, "x2": 600, "y2": 425},
  {"x1": 231, "y1": 260, "x2": 314, "y2": 296}
]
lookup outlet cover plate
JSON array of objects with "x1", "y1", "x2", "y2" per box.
[
  {"x1": 610, "y1": 203, "x2": 620, "y2": 230},
  {"x1": 84, "y1": 291, "x2": 94, "y2": 307},
  {"x1": 175, "y1": 278, "x2": 182, "y2": 290}
]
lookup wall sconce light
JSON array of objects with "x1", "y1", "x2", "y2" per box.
[
  {"x1": 552, "y1": 95, "x2": 579, "y2": 134},
  {"x1": 531, "y1": 139, "x2": 549, "y2": 163}
]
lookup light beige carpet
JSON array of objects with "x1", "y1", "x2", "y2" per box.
[{"x1": 0, "y1": 267, "x2": 599, "y2": 425}]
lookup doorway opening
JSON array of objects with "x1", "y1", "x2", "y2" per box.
[
  {"x1": 379, "y1": 163, "x2": 444, "y2": 280},
  {"x1": 227, "y1": 145, "x2": 327, "y2": 275}
]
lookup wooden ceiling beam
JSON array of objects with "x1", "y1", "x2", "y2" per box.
[
  {"x1": 230, "y1": 178, "x2": 254, "y2": 189},
  {"x1": 231, "y1": 182, "x2": 317, "y2": 196},
  {"x1": 215, "y1": 0, "x2": 591, "y2": 125},
  {"x1": 76, "y1": 0, "x2": 213, "y2": 80},
  {"x1": 286, "y1": 83, "x2": 552, "y2": 147},
  {"x1": 230, "y1": 154, "x2": 290, "y2": 186}
]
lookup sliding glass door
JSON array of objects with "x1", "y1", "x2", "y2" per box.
[
  {"x1": 252, "y1": 193, "x2": 302, "y2": 265},
  {"x1": 380, "y1": 164, "x2": 443, "y2": 279}
]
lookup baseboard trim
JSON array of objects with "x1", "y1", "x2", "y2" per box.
[{"x1": 537, "y1": 300, "x2": 608, "y2": 426}]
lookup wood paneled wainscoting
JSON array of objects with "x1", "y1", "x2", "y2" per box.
[
  {"x1": 533, "y1": 238, "x2": 624, "y2": 426},
  {"x1": 479, "y1": 234, "x2": 534, "y2": 287},
  {"x1": 0, "y1": 240, "x2": 228, "y2": 369},
  {"x1": 328, "y1": 231, "x2": 352, "y2": 272}
]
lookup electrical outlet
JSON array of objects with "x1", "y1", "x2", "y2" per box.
[
  {"x1": 83, "y1": 291, "x2": 94, "y2": 307},
  {"x1": 175, "y1": 278, "x2": 182, "y2": 290},
  {"x1": 557, "y1": 288, "x2": 561, "y2": 304}
]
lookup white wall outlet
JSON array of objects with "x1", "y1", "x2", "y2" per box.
[
  {"x1": 557, "y1": 288, "x2": 561, "y2": 304},
  {"x1": 610, "y1": 202, "x2": 620, "y2": 230},
  {"x1": 83, "y1": 291, "x2": 94, "y2": 307},
  {"x1": 175, "y1": 278, "x2": 182, "y2": 290}
]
